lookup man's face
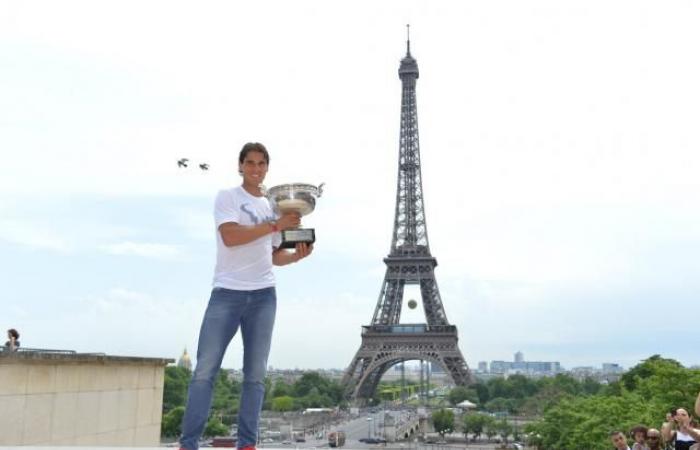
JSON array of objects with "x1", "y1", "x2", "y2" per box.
[
  {"x1": 239, "y1": 151, "x2": 268, "y2": 186},
  {"x1": 646, "y1": 430, "x2": 661, "y2": 450},
  {"x1": 611, "y1": 433, "x2": 628, "y2": 450}
]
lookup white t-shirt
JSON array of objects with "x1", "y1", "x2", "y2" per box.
[{"x1": 212, "y1": 186, "x2": 281, "y2": 290}]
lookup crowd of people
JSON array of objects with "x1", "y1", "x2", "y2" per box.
[{"x1": 610, "y1": 397, "x2": 700, "y2": 450}]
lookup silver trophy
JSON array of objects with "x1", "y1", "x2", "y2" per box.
[{"x1": 263, "y1": 183, "x2": 324, "y2": 249}]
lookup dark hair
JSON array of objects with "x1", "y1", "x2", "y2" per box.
[
  {"x1": 631, "y1": 425, "x2": 648, "y2": 435},
  {"x1": 8, "y1": 328, "x2": 19, "y2": 339},
  {"x1": 610, "y1": 430, "x2": 625, "y2": 438},
  {"x1": 238, "y1": 142, "x2": 269, "y2": 165}
]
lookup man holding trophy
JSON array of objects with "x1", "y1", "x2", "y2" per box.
[{"x1": 179, "y1": 142, "x2": 322, "y2": 450}]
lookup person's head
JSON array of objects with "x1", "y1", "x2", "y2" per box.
[
  {"x1": 631, "y1": 425, "x2": 648, "y2": 443},
  {"x1": 610, "y1": 430, "x2": 628, "y2": 450},
  {"x1": 646, "y1": 428, "x2": 662, "y2": 450},
  {"x1": 673, "y1": 407, "x2": 691, "y2": 426},
  {"x1": 7, "y1": 329, "x2": 19, "y2": 340},
  {"x1": 238, "y1": 142, "x2": 270, "y2": 188}
]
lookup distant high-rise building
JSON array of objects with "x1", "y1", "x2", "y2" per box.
[
  {"x1": 490, "y1": 354, "x2": 560, "y2": 376},
  {"x1": 478, "y1": 361, "x2": 488, "y2": 373},
  {"x1": 602, "y1": 363, "x2": 623, "y2": 374},
  {"x1": 177, "y1": 348, "x2": 192, "y2": 371},
  {"x1": 514, "y1": 351, "x2": 524, "y2": 363}
]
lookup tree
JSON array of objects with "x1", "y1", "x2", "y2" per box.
[
  {"x1": 462, "y1": 413, "x2": 491, "y2": 442},
  {"x1": 432, "y1": 409, "x2": 455, "y2": 437},
  {"x1": 272, "y1": 380, "x2": 293, "y2": 398},
  {"x1": 211, "y1": 370, "x2": 240, "y2": 425},
  {"x1": 449, "y1": 386, "x2": 471, "y2": 405},
  {"x1": 484, "y1": 419, "x2": 497, "y2": 441},
  {"x1": 204, "y1": 417, "x2": 229, "y2": 437},
  {"x1": 620, "y1": 355, "x2": 683, "y2": 391},
  {"x1": 163, "y1": 366, "x2": 192, "y2": 412},
  {"x1": 474, "y1": 383, "x2": 490, "y2": 404},
  {"x1": 161, "y1": 406, "x2": 185, "y2": 437},
  {"x1": 272, "y1": 395, "x2": 295, "y2": 412},
  {"x1": 494, "y1": 418, "x2": 512, "y2": 444}
]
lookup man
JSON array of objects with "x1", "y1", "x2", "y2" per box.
[
  {"x1": 611, "y1": 430, "x2": 631, "y2": 450},
  {"x1": 645, "y1": 428, "x2": 662, "y2": 450},
  {"x1": 179, "y1": 142, "x2": 312, "y2": 450}
]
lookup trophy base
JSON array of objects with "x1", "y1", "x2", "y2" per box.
[{"x1": 279, "y1": 228, "x2": 316, "y2": 249}]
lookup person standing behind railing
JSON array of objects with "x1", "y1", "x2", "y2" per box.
[{"x1": 4, "y1": 328, "x2": 20, "y2": 351}]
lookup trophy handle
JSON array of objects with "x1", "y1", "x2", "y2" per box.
[
  {"x1": 317, "y1": 182, "x2": 325, "y2": 197},
  {"x1": 259, "y1": 184, "x2": 268, "y2": 196}
]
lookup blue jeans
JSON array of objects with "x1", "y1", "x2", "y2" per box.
[{"x1": 180, "y1": 286, "x2": 277, "y2": 450}]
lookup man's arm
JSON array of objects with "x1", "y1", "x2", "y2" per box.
[
  {"x1": 219, "y1": 214, "x2": 300, "y2": 247},
  {"x1": 273, "y1": 243, "x2": 313, "y2": 266},
  {"x1": 696, "y1": 390, "x2": 700, "y2": 417},
  {"x1": 219, "y1": 222, "x2": 275, "y2": 247}
]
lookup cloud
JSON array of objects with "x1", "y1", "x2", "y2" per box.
[
  {"x1": 0, "y1": 219, "x2": 71, "y2": 252},
  {"x1": 99, "y1": 241, "x2": 183, "y2": 260}
]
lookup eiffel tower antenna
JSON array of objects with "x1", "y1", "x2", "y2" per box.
[
  {"x1": 406, "y1": 24, "x2": 411, "y2": 55},
  {"x1": 342, "y1": 31, "x2": 472, "y2": 403}
]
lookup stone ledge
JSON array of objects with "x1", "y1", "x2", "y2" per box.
[{"x1": 0, "y1": 350, "x2": 173, "y2": 366}]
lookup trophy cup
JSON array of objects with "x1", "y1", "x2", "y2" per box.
[{"x1": 264, "y1": 183, "x2": 324, "y2": 249}]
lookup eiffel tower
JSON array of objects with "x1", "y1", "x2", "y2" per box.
[{"x1": 342, "y1": 30, "x2": 472, "y2": 402}]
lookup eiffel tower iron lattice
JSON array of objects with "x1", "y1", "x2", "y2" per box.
[{"x1": 342, "y1": 32, "x2": 472, "y2": 402}]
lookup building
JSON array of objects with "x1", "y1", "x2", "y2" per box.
[
  {"x1": 514, "y1": 351, "x2": 524, "y2": 363},
  {"x1": 488, "y1": 352, "x2": 561, "y2": 376},
  {"x1": 177, "y1": 348, "x2": 192, "y2": 371}
]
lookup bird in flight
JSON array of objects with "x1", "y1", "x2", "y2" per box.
[
  {"x1": 199, "y1": 163, "x2": 209, "y2": 170},
  {"x1": 177, "y1": 158, "x2": 189, "y2": 168}
]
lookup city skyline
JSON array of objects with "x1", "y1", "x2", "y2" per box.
[{"x1": 2, "y1": 1, "x2": 700, "y2": 372}]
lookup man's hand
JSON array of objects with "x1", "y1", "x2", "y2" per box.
[
  {"x1": 277, "y1": 213, "x2": 301, "y2": 231},
  {"x1": 294, "y1": 243, "x2": 313, "y2": 261},
  {"x1": 272, "y1": 243, "x2": 313, "y2": 266}
]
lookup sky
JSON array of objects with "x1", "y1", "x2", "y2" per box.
[{"x1": 1, "y1": 0, "x2": 699, "y2": 373}]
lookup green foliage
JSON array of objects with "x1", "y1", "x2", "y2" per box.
[
  {"x1": 161, "y1": 406, "x2": 185, "y2": 437},
  {"x1": 163, "y1": 366, "x2": 191, "y2": 413},
  {"x1": 211, "y1": 370, "x2": 241, "y2": 425},
  {"x1": 474, "y1": 383, "x2": 490, "y2": 404},
  {"x1": 271, "y1": 395, "x2": 296, "y2": 412},
  {"x1": 526, "y1": 355, "x2": 700, "y2": 450},
  {"x1": 204, "y1": 417, "x2": 229, "y2": 437},
  {"x1": 619, "y1": 355, "x2": 683, "y2": 391},
  {"x1": 290, "y1": 372, "x2": 346, "y2": 408},
  {"x1": 431, "y1": 408, "x2": 455, "y2": 436},
  {"x1": 494, "y1": 418, "x2": 512, "y2": 442},
  {"x1": 448, "y1": 386, "x2": 478, "y2": 405},
  {"x1": 464, "y1": 373, "x2": 601, "y2": 415},
  {"x1": 272, "y1": 380, "x2": 293, "y2": 398},
  {"x1": 462, "y1": 413, "x2": 494, "y2": 440}
]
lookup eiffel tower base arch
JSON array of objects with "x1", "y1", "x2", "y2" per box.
[{"x1": 342, "y1": 326, "x2": 472, "y2": 403}]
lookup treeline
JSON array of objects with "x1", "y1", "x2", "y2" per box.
[
  {"x1": 447, "y1": 372, "x2": 603, "y2": 416},
  {"x1": 161, "y1": 367, "x2": 346, "y2": 438},
  {"x1": 524, "y1": 355, "x2": 700, "y2": 450}
]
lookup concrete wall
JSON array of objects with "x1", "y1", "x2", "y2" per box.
[{"x1": 0, "y1": 351, "x2": 172, "y2": 446}]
